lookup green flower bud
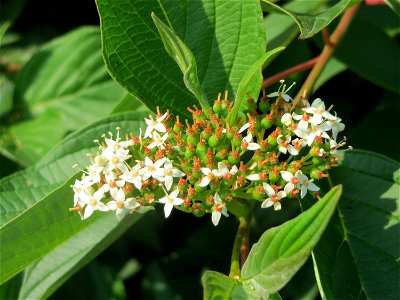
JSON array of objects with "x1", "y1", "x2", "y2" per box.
[
  {"x1": 261, "y1": 117, "x2": 273, "y2": 129},
  {"x1": 208, "y1": 134, "x2": 221, "y2": 148},
  {"x1": 312, "y1": 156, "x2": 324, "y2": 166},
  {"x1": 259, "y1": 98, "x2": 270, "y2": 114},
  {"x1": 192, "y1": 202, "x2": 205, "y2": 217}
]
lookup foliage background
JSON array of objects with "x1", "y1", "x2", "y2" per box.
[{"x1": 0, "y1": 0, "x2": 399, "y2": 299}]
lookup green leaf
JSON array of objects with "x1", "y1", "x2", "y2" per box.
[
  {"x1": 0, "y1": 27, "x2": 127, "y2": 166},
  {"x1": 228, "y1": 47, "x2": 284, "y2": 125},
  {"x1": 0, "y1": 0, "x2": 28, "y2": 43},
  {"x1": 96, "y1": 0, "x2": 266, "y2": 119},
  {"x1": 202, "y1": 270, "x2": 261, "y2": 299},
  {"x1": 151, "y1": 12, "x2": 209, "y2": 111},
  {"x1": 239, "y1": 185, "x2": 342, "y2": 296},
  {"x1": 0, "y1": 111, "x2": 148, "y2": 286},
  {"x1": 334, "y1": 17, "x2": 400, "y2": 94},
  {"x1": 262, "y1": 0, "x2": 355, "y2": 39},
  {"x1": 384, "y1": 0, "x2": 400, "y2": 16},
  {"x1": 263, "y1": 0, "x2": 323, "y2": 51},
  {"x1": 313, "y1": 150, "x2": 400, "y2": 299}
]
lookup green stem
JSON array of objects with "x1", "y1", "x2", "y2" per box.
[
  {"x1": 229, "y1": 213, "x2": 252, "y2": 278},
  {"x1": 293, "y1": 3, "x2": 360, "y2": 106}
]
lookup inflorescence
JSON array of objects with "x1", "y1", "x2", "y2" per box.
[{"x1": 70, "y1": 82, "x2": 348, "y2": 225}]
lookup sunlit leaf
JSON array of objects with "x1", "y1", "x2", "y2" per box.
[{"x1": 96, "y1": 0, "x2": 266, "y2": 119}]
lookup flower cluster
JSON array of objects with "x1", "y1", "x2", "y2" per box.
[{"x1": 71, "y1": 82, "x2": 348, "y2": 225}]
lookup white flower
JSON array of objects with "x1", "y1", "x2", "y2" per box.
[
  {"x1": 297, "y1": 173, "x2": 319, "y2": 199},
  {"x1": 148, "y1": 131, "x2": 168, "y2": 149},
  {"x1": 304, "y1": 98, "x2": 336, "y2": 125},
  {"x1": 163, "y1": 158, "x2": 185, "y2": 191},
  {"x1": 261, "y1": 183, "x2": 286, "y2": 211},
  {"x1": 280, "y1": 170, "x2": 303, "y2": 193},
  {"x1": 104, "y1": 133, "x2": 133, "y2": 151},
  {"x1": 144, "y1": 112, "x2": 168, "y2": 138},
  {"x1": 107, "y1": 188, "x2": 140, "y2": 220},
  {"x1": 216, "y1": 162, "x2": 237, "y2": 177},
  {"x1": 327, "y1": 117, "x2": 345, "y2": 140},
  {"x1": 281, "y1": 113, "x2": 292, "y2": 126},
  {"x1": 120, "y1": 162, "x2": 143, "y2": 190},
  {"x1": 242, "y1": 133, "x2": 261, "y2": 150},
  {"x1": 99, "y1": 174, "x2": 125, "y2": 194},
  {"x1": 211, "y1": 193, "x2": 229, "y2": 226},
  {"x1": 103, "y1": 147, "x2": 130, "y2": 173},
  {"x1": 277, "y1": 135, "x2": 298, "y2": 155},
  {"x1": 267, "y1": 91, "x2": 293, "y2": 102},
  {"x1": 140, "y1": 157, "x2": 165, "y2": 182},
  {"x1": 158, "y1": 189, "x2": 184, "y2": 218},
  {"x1": 80, "y1": 188, "x2": 109, "y2": 219},
  {"x1": 72, "y1": 179, "x2": 90, "y2": 206},
  {"x1": 267, "y1": 81, "x2": 295, "y2": 102},
  {"x1": 304, "y1": 124, "x2": 331, "y2": 146}
]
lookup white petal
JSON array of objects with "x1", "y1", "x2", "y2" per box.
[
  {"x1": 301, "y1": 186, "x2": 307, "y2": 199},
  {"x1": 246, "y1": 174, "x2": 260, "y2": 181},
  {"x1": 200, "y1": 168, "x2": 211, "y2": 175},
  {"x1": 199, "y1": 177, "x2": 210, "y2": 187},
  {"x1": 97, "y1": 202, "x2": 109, "y2": 212},
  {"x1": 280, "y1": 171, "x2": 293, "y2": 182},
  {"x1": 274, "y1": 202, "x2": 282, "y2": 211},
  {"x1": 164, "y1": 203, "x2": 173, "y2": 218},
  {"x1": 307, "y1": 182, "x2": 320, "y2": 192},
  {"x1": 248, "y1": 143, "x2": 261, "y2": 150},
  {"x1": 261, "y1": 199, "x2": 274, "y2": 208},
  {"x1": 173, "y1": 198, "x2": 184, "y2": 206},
  {"x1": 107, "y1": 201, "x2": 117, "y2": 210},
  {"x1": 125, "y1": 199, "x2": 140, "y2": 210},
  {"x1": 212, "y1": 211, "x2": 221, "y2": 226},
  {"x1": 218, "y1": 162, "x2": 229, "y2": 176},
  {"x1": 116, "y1": 208, "x2": 127, "y2": 221},
  {"x1": 238, "y1": 123, "x2": 250, "y2": 133},
  {"x1": 154, "y1": 122, "x2": 166, "y2": 133},
  {"x1": 165, "y1": 176, "x2": 173, "y2": 190},
  {"x1": 172, "y1": 169, "x2": 185, "y2": 177},
  {"x1": 263, "y1": 183, "x2": 275, "y2": 197},
  {"x1": 83, "y1": 205, "x2": 94, "y2": 219}
]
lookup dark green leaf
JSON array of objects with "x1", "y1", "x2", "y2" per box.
[
  {"x1": 334, "y1": 18, "x2": 400, "y2": 94},
  {"x1": 261, "y1": 0, "x2": 355, "y2": 39},
  {"x1": 313, "y1": 150, "x2": 400, "y2": 299},
  {"x1": 239, "y1": 185, "x2": 342, "y2": 296},
  {"x1": 151, "y1": 13, "x2": 209, "y2": 111},
  {"x1": 96, "y1": 0, "x2": 266, "y2": 119}
]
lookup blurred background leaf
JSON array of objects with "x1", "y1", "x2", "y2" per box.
[{"x1": 0, "y1": 27, "x2": 130, "y2": 166}]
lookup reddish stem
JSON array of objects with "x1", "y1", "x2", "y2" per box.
[{"x1": 261, "y1": 57, "x2": 319, "y2": 89}]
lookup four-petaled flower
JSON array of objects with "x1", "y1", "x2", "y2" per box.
[
  {"x1": 80, "y1": 188, "x2": 109, "y2": 220},
  {"x1": 242, "y1": 133, "x2": 261, "y2": 150},
  {"x1": 158, "y1": 189, "x2": 184, "y2": 218},
  {"x1": 162, "y1": 158, "x2": 186, "y2": 190},
  {"x1": 107, "y1": 188, "x2": 140, "y2": 220},
  {"x1": 144, "y1": 112, "x2": 168, "y2": 138},
  {"x1": 261, "y1": 183, "x2": 286, "y2": 211},
  {"x1": 211, "y1": 193, "x2": 229, "y2": 226}
]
